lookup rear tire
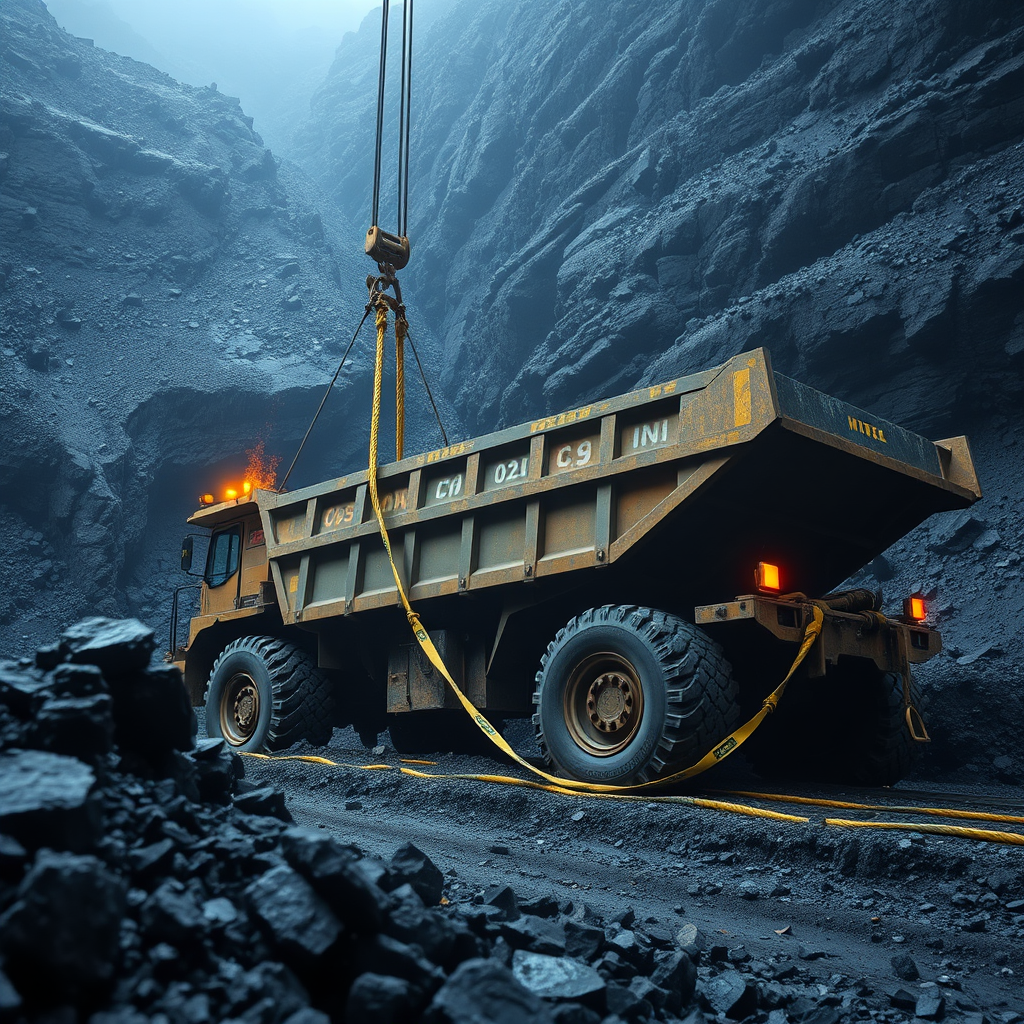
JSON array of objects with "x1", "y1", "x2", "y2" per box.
[
  {"x1": 533, "y1": 605, "x2": 739, "y2": 785},
  {"x1": 205, "y1": 636, "x2": 335, "y2": 752},
  {"x1": 749, "y1": 659, "x2": 923, "y2": 786}
]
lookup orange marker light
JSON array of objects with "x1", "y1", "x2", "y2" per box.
[
  {"x1": 225, "y1": 487, "x2": 238, "y2": 500},
  {"x1": 199, "y1": 493, "x2": 215, "y2": 506},
  {"x1": 904, "y1": 595, "x2": 926, "y2": 621},
  {"x1": 243, "y1": 480, "x2": 252, "y2": 495},
  {"x1": 756, "y1": 562, "x2": 781, "y2": 592}
]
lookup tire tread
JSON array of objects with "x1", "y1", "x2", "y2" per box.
[
  {"x1": 533, "y1": 604, "x2": 739, "y2": 784},
  {"x1": 205, "y1": 636, "x2": 335, "y2": 752}
]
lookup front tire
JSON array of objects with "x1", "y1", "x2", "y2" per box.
[
  {"x1": 533, "y1": 606, "x2": 739, "y2": 785},
  {"x1": 205, "y1": 636, "x2": 335, "y2": 752}
]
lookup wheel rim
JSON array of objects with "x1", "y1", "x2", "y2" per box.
[
  {"x1": 219, "y1": 671, "x2": 261, "y2": 746},
  {"x1": 563, "y1": 651, "x2": 645, "y2": 757}
]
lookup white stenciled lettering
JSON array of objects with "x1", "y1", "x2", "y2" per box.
[
  {"x1": 435, "y1": 475, "x2": 463, "y2": 500},
  {"x1": 631, "y1": 419, "x2": 670, "y2": 450},
  {"x1": 490, "y1": 455, "x2": 529, "y2": 487},
  {"x1": 554, "y1": 440, "x2": 593, "y2": 471},
  {"x1": 323, "y1": 504, "x2": 354, "y2": 528}
]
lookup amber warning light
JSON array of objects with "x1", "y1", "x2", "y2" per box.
[
  {"x1": 904, "y1": 594, "x2": 927, "y2": 622},
  {"x1": 755, "y1": 561, "x2": 781, "y2": 593},
  {"x1": 197, "y1": 482, "x2": 253, "y2": 506}
]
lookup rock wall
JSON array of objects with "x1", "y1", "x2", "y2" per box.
[
  {"x1": 0, "y1": 0, "x2": 448, "y2": 653},
  {"x1": 302, "y1": 0, "x2": 1023, "y2": 433},
  {"x1": 296, "y1": 0, "x2": 1024, "y2": 780},
  {"x1": 1, "y1": 0, "x2": 1021, "y2": 779}
]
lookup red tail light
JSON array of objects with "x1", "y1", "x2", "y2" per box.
[{"x1": 904, "y1": 595, "x2": 926, "y2": 622}]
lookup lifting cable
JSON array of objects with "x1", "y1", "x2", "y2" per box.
[
  {"x1": 359, "y1": 0, "x2": 809, "y2": 797},
  {"x1": 278, "y1": 0, "x2": 447, "y2": 490},
  {"x1": 278, "y1": 303, "x2": 374, "y2": 493},
  {"x1": 370, "y1": 0, "x2": 413, "y2": 243}
]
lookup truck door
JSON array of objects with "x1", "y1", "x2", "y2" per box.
[{"x1": 201, "y1": 524, "x2": 242, "y2": 616}]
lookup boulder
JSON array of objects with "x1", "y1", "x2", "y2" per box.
[
  {"x1": 0, "y1": 849, "x2": 126, "y2": 993},
  {"x1": 245, "y1": 864, "x2": 343, "y2": 962},
  {"x1": 425, "y1": 958, "x2": 556, "y2": 1024},
  {"x1": 0, "y1": 748, "x2": 100, "y2": 851},
  {"x1": 511, "y1": 951, "x2": 606, "y2": 1002},
  {"x1": 60, "y1": 618, "x2": 155, "y2": 674},
  {"x1": 388, "y1": 841, "x2": 444, "y2": 905}
]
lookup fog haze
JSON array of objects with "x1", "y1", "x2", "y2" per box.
[{"x1": 43, "y1": 0, "x2": 381, "y2": 151}]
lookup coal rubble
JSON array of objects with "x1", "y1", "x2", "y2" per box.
[{"x1": 0, "y1": 618, "x2": 1014, "y2": 1024}]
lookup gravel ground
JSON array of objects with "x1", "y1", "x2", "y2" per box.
[{"x1": 229, "y1": 712, "x2": 1024, "y2": 1020}]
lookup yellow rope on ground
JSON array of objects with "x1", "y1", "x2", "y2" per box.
[
  {"x1": 824, "y1": 818, "x2": 1024, "y2": 846},
  {"x1": 398, "y1": 767, "x2": 810, "y2": 821},
  {"x1": 710, "y1": 790, "x2": 1024, "y2": 826},
  {"x1": 241, "y1": 751, "x2": 806, "y2": 820},
  {"x1": 242, "y1": 752, "x2": 393, "y2": 770},
  {"x1": 239, "y1": 751, "x2": 1024, "y2": 841}
]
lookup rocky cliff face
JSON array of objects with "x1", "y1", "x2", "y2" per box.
[
  {"x1": 304, "y1": 0, "x2": 1023, "y2": 432},
  {"x1": 298, "y1": 0, "x2": 1023, "y2": 779},
  {"x1": 2, "y1": 0, "x2": 1021, "y2": 779},
  {"x1": 0, "y1": 0, "x2": 442, "y2": 652}
]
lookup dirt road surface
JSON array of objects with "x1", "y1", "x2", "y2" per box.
[{"x1": 240, "y1": 720, "x2": 1024, "y2": 1021}]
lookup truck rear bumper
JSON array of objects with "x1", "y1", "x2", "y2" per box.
[{"x1": 695, "y1": 593, "x2": 940, "y2": 678}]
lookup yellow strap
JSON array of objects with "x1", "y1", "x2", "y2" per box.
[
  {"x1": 395, "y1": 310, "x2": 406, "y2": 461},
  {"x1": 367, "y1": 301, "x2": 823, "y2": 794},
  {"x1": 825, "y1": 818, "x2": 1024, "y2": 846},
  {"x1": 239, "y1": 751, "x2": 1024, "y2": 842}
]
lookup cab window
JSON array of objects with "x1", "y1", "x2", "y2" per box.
[{"x1": 205, "y1": 526, "x2": 241, "y2": 587}]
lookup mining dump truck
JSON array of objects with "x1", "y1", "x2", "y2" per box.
[{"x1": 168, "y1": 349, "x2": 981, "y2": 786}]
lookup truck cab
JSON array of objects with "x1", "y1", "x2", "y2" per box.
[{"x1": 170, "y1": 500, "x2": 276, "y2": 705}]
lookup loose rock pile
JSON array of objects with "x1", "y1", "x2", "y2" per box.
[{"x1": 3, "y1": 618, "x2": 991, "y2": 1024}]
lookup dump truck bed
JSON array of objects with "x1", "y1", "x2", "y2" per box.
[{"x1": 194, "y1": 349, "x2": 980, "y2": 625}]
